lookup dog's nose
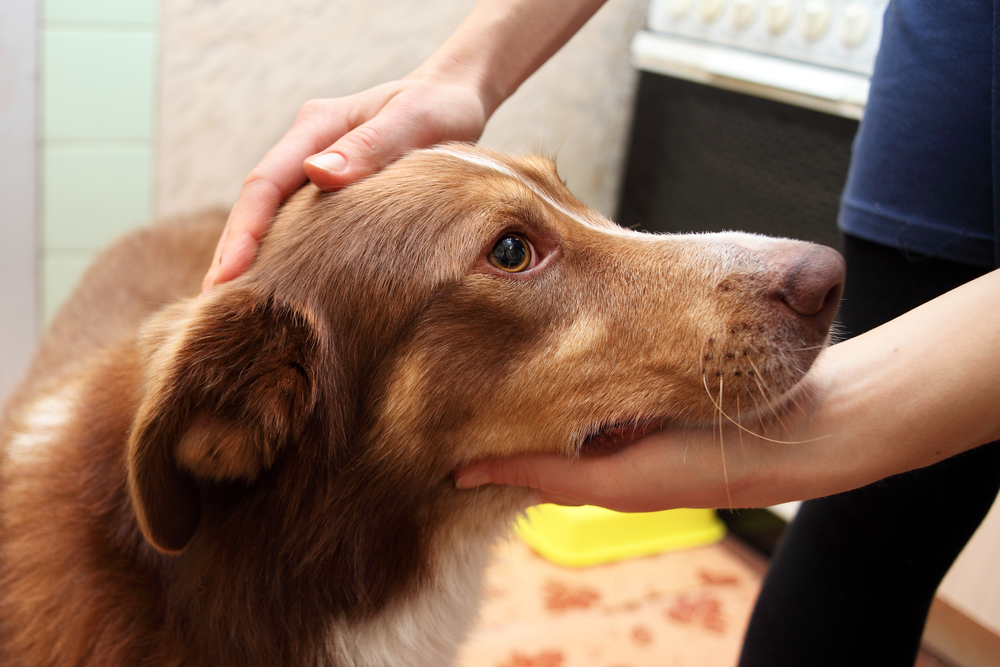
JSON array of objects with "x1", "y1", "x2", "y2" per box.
[{"x1": 773, "y1": 244, "x2": 845, "y2": 333}]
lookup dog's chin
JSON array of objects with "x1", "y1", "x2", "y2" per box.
[
  {"x1": 754, "y1": 370, "x2": 823, "y2": 423},
  {"x1": 713, "y1": 369, "x2": 824, "y2": 433},
  {"x1": 579, "y1": 420, "x2": 667, "y2": 456},
  {"x1": 578, "y1": 366, "x2": 825, "y2": 457}
]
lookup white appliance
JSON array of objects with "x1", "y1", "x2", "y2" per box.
[
  {"x1": 632, "y1": 0, "x2": 890, "y2": 119},
  {"x1": 615, "y1": 0, "x2": 890, "y2": 247}
]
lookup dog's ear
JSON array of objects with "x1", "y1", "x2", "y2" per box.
[{"x1": 126, "y1": 290, "x2": 321, "y2": 553}]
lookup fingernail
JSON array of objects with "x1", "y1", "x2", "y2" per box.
[
  {"x1": 307, "y1": 152, "x2": 347, "y2": 174},
  {"x1": 200, "y1": 267, "x2": 219, "y2": 297},
  {"x1": 455, "y1": 469, "x2": 493, "y2": 490}
]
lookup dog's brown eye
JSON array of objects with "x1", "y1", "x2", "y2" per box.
[{"x1": 489, "y1": 234, "x2": 532, "y2": 272}]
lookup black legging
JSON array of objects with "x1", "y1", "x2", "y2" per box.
[{"x1": 738, "y1": 234, "x2": 1000, "y2": 667}]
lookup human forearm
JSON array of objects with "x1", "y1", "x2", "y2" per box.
[
  {"x1": 415, "y1": 0, "x2": 609, "y2": 117},
  {"x1": 779, "y1": 266, "x2": 1000, "y2": 497}
]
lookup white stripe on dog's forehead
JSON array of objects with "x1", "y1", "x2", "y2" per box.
[{"x1": 427, "y1": 147, "x2": 629, "y2": 235}]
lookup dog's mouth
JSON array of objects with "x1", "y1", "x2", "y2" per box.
[
  {"x1": 575, "y1": 362, "x2": 827, "y2": 458},
  {"x1": 579, "y1": 419, "x2": 666, "y2": 456}
]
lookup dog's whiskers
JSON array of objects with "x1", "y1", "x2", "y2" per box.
[
  {"x1": 741, "y1": 374, "x2": 771, "y2": 427},
  {"x1": 700, "y1": 372, "x2": 826, "y2": 445},
  {"x1": 736, "y1": 393, "x2": 747, "y2": 460},
  {"x1": 743, "y1": 356, "x2": 794, "y2": 433},
  {"x1": 777, "y1": 358, "x2": 816, "y2": 418},
  {"x1": 717, "y1": 376, "x2": 733, "y2": 510}
]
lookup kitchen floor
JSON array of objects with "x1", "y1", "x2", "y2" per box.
[{"x1": 457, "y1": 535, "x2": 951, "y2": 667}]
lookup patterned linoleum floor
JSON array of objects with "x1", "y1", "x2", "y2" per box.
[{"x1": 457, "y1": 536, "x2": 950, "y2": 667}]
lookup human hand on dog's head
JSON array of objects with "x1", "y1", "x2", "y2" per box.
[
  {"x1": 200, "y1": 0, "x2": 612, "y2": 293},
  {"x1": 200, "y1": 73, "x2": 488, "y2": 293}
]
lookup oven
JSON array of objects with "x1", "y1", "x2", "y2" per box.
[{"x1": 617, "y1": 0, "x2": 890, "y2": 249}]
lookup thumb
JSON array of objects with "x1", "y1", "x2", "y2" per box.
[
  {"x1": 304, "y1": 122, "x2": 403, "y2": 191},
  {"x1": 455, "y1": 454, "x2": 597, "y2": 507}
]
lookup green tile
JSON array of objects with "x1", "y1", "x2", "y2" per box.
[
  {"x1": 43, "y1": 145, "x2": 154, "y2": 250},
  {"x1": 43, "y1": 250, "x2": 97, "y2": 324},
  {"x1": 45, "y1": 0, "x2": 158, "y2": 26},
  {"x1": 43, "y1": 28, "x2": 157, "y2": 140}
]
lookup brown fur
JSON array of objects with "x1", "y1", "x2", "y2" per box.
[{"x1": 0, "y1": 145, "x2": 842, "y2": 666}]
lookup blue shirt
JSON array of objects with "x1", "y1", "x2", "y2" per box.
[{"x1": 838, "y1": 0, "x2": 999, "y2": 268}]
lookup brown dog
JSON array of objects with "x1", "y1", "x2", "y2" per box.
[{"x1": 0, "y1": 144, "x2": 843, "y2": 666}]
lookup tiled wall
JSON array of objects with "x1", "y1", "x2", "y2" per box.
[{"x1": 41, "y1": 0, "x2": 158, "y2": 322}]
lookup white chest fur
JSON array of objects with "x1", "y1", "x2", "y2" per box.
[{"x1": 322, "y1": 532, "x2": 496, "y2": 667}]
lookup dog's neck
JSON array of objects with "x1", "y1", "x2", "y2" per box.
[{"x1": 97, "y1": 317, "x2": 523, "y2": 665}]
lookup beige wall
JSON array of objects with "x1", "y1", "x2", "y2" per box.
[{"x1": 158, "y1": 0, "x2": 649, "y2": 221}]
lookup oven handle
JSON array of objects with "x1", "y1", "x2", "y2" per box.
[{"x1": 631, "y1": 31, "x2": 870, "y2": 120}]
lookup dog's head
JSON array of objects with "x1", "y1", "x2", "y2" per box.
[{"x1": 125, "y1": 144, "x2": 842, "y2": 600}]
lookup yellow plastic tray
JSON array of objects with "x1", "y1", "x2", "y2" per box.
[{"x1": 517, "y1": 504, "x2": 726, "y2": 568}]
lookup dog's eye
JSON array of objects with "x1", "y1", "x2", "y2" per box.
[{"x1": 489, "y1": 234, "x2": 532, "y2": 272}]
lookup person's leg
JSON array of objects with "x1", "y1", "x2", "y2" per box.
[{"x1": 738, "y1": 234, "x2": 1000, "y2": 667}]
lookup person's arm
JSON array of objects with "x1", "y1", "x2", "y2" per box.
[
  {"x1": 201, "y1": 0, "x2": 608, "y2": 291},
  {"x1": 455, "y1": 268, "x2": 1000, "y2": 511}
]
